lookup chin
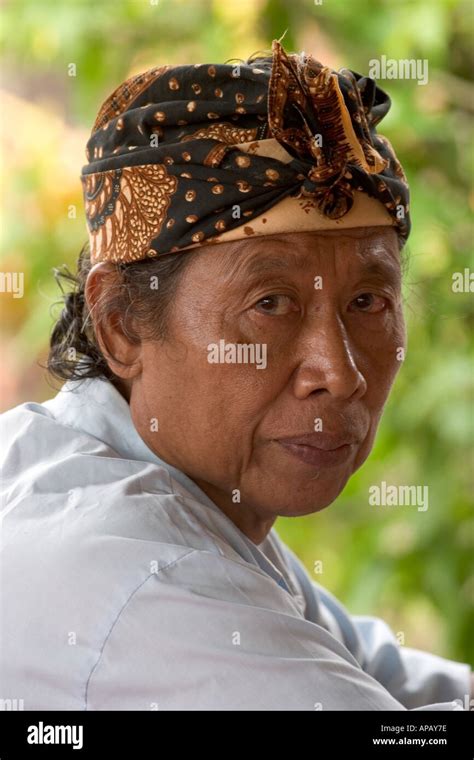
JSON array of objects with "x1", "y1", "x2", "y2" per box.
[
  {"x1": 274, "y1": 500, "x2": 337, "y2": 518},
  {"x1": 255, "y1": 472, "x2": 352, "y2": 517}
]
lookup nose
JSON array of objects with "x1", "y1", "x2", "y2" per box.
[{"x1": 292, "y1": 311, "x2": 367, "y2": 401}]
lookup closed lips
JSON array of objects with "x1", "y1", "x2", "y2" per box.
[{"x1": 275, "y1": 433, "x2": 357, "y2": 450}]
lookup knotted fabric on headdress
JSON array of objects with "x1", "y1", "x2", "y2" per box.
[{"x1": 80, "y1": 39, "x2": 410, "y2": 264}]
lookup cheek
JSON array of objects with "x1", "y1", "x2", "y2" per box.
[
  {"x1": 177, "y1": 315, "x2": 290, "y2": 426},
  {"x1": 142, "y1": 339, "x2": 282, "y2": 449},
  {"x1": 197, "y1": 362, "x2": 282, "y2": 440},
  {"x1": 355, "y1": 308, "x2": 406, "y2": 386},
  {"x1": 354, "y1": 303, "x2": 405, "y2": 343},
  {"x1": 354, "y1": 313, "x2": 405, "y2": 457}
]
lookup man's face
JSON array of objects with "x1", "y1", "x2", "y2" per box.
[{"x1": 129, "y1": 227, "x2": 406, "y2": 537}]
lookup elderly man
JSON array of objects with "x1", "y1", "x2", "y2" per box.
[{"x1": 0, "y1": 39, "x2": 471, "y2": 711}]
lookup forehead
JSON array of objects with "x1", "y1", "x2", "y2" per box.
[{"x1": 210, "y1": 227, "x2": 401, "y2": 282}]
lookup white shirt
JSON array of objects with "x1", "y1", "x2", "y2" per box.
[{"x1": 0, "y1": 376, "x2": 470, "y2": 710}]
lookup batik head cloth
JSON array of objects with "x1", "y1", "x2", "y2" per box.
[{"x1": 80, "y1": 39, "x2": 410, "y2": 264}]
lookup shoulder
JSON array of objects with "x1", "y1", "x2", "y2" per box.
[{"x1": 0, "y1": 418, "x2": 216, "y2": 708}]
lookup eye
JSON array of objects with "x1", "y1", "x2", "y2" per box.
[
  {"x1": 253, "y1": 294, "x2": 298, "y2": 316},
  {"x1": 349, "y1": 293, "x2": 389, "y2": 313}
]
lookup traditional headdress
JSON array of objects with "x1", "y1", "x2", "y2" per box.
[{"x1": 80, "y1": 39, "x2": 410, "y2": 264}]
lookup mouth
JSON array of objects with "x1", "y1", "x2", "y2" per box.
[{"x1": 275, "y1": 433, "x2": 358, "y2": 469}]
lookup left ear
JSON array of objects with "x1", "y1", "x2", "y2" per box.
[{"x1": 85, "y1": 262, "x2": 143, "y2": 380}]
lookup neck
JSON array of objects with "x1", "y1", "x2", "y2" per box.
[{"x1": 193, "y1": 478, "x2": 276, "y2": 544}]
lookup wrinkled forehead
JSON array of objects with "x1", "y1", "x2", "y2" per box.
[{"x1": 200, "y1": 227, "x2": 402, "y2": 285}]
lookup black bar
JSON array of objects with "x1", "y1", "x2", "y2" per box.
[{"x1": 0, "y1": 709, "x2": 472, "y2": 757}]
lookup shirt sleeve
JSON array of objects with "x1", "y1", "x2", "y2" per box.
[
  {"x1": 312, "y1": 581, "x2": 471, "y2": 710},
  {"x1": 85, "y1": 556, "x2": 411, "y2": 711}
]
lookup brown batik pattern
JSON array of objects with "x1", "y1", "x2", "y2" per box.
[{"x1": 80, "y1": 39, "x2": 410, "y2": 263}]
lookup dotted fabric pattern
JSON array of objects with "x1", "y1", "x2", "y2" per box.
[{"x1": 80, "y1": 39, "x2": 410, "y2": 263}]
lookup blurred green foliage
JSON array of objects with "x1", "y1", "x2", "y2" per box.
[{"x1": 1, "y1": 0, "x2": 473, "y2": 664}]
